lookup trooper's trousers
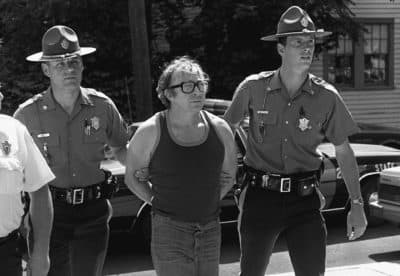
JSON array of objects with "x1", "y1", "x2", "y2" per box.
[
  {"x1": 48, "y1": 199, "x2": 112, "y2": 276},
  {"x1": 237, "y1": 185, "x2": 327, "y2": 276}
]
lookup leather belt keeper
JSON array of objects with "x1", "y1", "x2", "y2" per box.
[
  {"x1": 50, "y1": 181, "x2": 113, "y2": 205},
  {"x1": 245, "y1": 167, "x2": 320, "y2": 196}
]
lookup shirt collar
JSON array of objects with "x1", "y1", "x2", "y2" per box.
[
  {"x1": 267, "y1": 69, "x2": 314, "y2": 95},
  {"x1": 39, "y1": 87, "x2": 94, "y2": 112}
]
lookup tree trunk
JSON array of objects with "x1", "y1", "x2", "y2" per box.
[{"x1": 128, "y1": 0, "x2": 153, "y2": 121}]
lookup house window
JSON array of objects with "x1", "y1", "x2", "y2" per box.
[
  {"x1": 324, "y1": 20, "x2": 393, "y2": 89},
  {"x1": 363, "y1": 24, "x2": 388, "y2": 86},
  {"x1": 326, "y1": 35, "x2": 354, "y2": 86}
]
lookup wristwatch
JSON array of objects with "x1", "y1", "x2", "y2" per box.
[{"x1": 351, "y1": 197, "x2": 364, "y2": 206}]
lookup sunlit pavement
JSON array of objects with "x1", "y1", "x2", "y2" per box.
[
  {"x1": 104, "y1": 262, "x2": 400, "y2": 276},
  {"x1": 268, "y1": 262, "x2": 400, "y2": 276}
]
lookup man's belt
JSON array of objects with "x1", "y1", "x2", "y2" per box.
[
  {"x1": 0, "y1": 229, "x2": 19, "y2": 246},
  {"x1": 244, "y1": 166, "x2": 320, "y2": 196},
  {"x1": 50, "y1": 181, "x2": 114, "y2": 205}
]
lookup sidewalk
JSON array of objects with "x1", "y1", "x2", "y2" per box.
[
  {"x1": 270, "y1": 262, "x2": 400, "y2": 276},
  {"x1": 105, "y1": 262, "x2": 400, "y2": 275}
]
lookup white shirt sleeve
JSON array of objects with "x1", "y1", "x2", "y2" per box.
[{"x1": 21, "y1": 125, "x2": 55, "y2": 192}]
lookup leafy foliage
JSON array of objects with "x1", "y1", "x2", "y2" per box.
[{"x1": 0, "y1": 0, "x2": 361, "y2": 118}]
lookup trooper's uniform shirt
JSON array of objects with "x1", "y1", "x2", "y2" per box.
[
  {"x1": 14, "y1": 87, "x2": 128, "y2": 189},
  {"x1": 0, "y1": 114, "x2": 54, "y2": 237},
  {"x1": 224, "y1": 70, "x2": 359, "y2": 174}
]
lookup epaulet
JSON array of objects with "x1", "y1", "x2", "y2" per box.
[
  {"x1": 310, "y1": 74, "x2": 339, "y2": 95},
  {"x1": 245, "y1": 71, "x2": 274, "y2": 82},
  {"x1": 18, "y1": 93, "x2": 44, "y2": 109},
  {"x1": 84, "y1": 88, "x2": 109, "y2": 99}
]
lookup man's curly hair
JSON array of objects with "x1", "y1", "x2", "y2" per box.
[{"x1": 156, "y1": 56, "x2": 209, "y2": 108}]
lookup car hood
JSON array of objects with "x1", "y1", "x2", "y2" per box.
[
  {"x1": 101, "y1": 159, "x2": 125, "y2": 175},
  {"x1": 318, "y1": 143, "x2": 400, "y2": 158}
]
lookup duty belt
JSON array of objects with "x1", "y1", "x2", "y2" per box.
[
  {"x1": 244, "y1": 166, "x2": 320, "y2": 194},
  {"x1": 50, "y1": 181, "x2": 114, "y2": 205}
]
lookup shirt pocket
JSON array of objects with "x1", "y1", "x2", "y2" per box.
[
  {"x1": 296, "y1": 115, "x2": 324, "y2": 147},
  {"x1": 83, "y1": 125, "x2": 107, "y2": 162},
  {"x1": 83, "y1": 127, "x2": 107, "y2": 144},
  {"x1": 36, "y1": 133, "x2": 61, "y2": 167},
  {"x1": 251, "y1": 111, "x2": 278, "y2": 144},
  {"x1": 0, "y1": 157, "x2": 23, "y2": 194}
]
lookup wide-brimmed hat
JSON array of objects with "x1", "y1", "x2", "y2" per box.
[
  {"x1": 261, "y1": 6, "x2": 332, "y2": 41},
  {"x1": 26, "y1": 25, "x2": 96, "y2": 62}
]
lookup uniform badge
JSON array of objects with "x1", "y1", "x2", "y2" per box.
[
  {"x1": 298, "y1": 117, "x2": 312, "y2": 132},
  {"x1": 90, "y1": 117, "x2": 100, "y2": 130},
  {"x1": 301, "y1": 16, "x2": 309, "y2": 27},
  {"x1": 298, "y1": 106, "x2": 312, "y2": 132},
  {"x1": 61, "y1": 39, "x2": 69, "y2": 50}
]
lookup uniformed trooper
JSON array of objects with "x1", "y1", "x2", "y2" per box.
[
  {"x1": 224, "y1": 6, "x2": 368, "y2": 276},
  {"x1": 14, "y1": 25, "x2": 128, "y2": 276},
  {"x1": 0, "y1": 92, "x2": 55, "y2": 276}
]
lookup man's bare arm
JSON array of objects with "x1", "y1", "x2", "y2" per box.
[
  {"x1": 124, "y1": 120, "x2": 157, "y2": 204},
  {"x1": 29, "y1": 185, "x2": 53, "y2": 274},
  {"x1": 335, "y1": 139, "x2": 367, "y2": 240},
  {"x1": 214, "y1": 118, "x2": 237, "y2": 199}
]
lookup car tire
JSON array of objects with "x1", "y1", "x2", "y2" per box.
[{"x1": 362, "y1": 177, "x2": 385, "y2": 227}]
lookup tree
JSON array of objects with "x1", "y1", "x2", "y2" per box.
[
  {"x1": 154, "y1": 0, "x2": 361, "y2": 99},
  {"x1": 0, "y1": 0, "x2": 361, "y2": 116},
  {"x1": 0, "y1": 0, "x2": 137, "y2": 120}
]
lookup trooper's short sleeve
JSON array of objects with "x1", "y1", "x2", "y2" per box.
[
  {"x1": 323, "y1": 93, "x2": 359, "y2": 146},
  {"x1": 105, "y1": 99, "x2": 129, "y2": 148},
  {"x1": 224, "y1": 79, "x2": 251, "y2": 125},
  {"x1": 20, "y1": 124, "x2": 55, "y2": 192}
]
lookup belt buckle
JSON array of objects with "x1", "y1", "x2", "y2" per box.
[
  {"x1": 280, "y1": 178, "x2": 291, "y2": 193},
  {"x1": 72, "y1": 189, "x2": 84, "y2": 205}
]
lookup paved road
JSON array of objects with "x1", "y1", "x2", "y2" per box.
[{"x1": 103, "y1": 214, "x2": 400, "y2": 275}]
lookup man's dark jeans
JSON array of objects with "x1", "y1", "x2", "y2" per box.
[
  {"x1": 151, "y1": 213, "x2": 221, "y2": 276},
  {"x1": 0, "y1": 231, "x2": 22, "y2": 276},
  {"x1": 238, "y1": 185, "x2": 327, "y2": 276},
  {"x1": 48, "y1": 199, "x2": 111, "y2": 276}
]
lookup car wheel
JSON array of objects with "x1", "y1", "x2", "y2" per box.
[{"x1": 362, "y1": 178, "x2": 385, "y2": 227}]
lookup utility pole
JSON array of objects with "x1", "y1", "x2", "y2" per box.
[{"x1": 128, "y1": 0, "x2": 153, "y2": 121}]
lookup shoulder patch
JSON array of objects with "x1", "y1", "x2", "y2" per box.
[
  {"x1": 245, "y1": 71, "x2": 274, "y2": 82},
  {"x1": 310, "y1": 74, "x2": 339, "y2": 95}
]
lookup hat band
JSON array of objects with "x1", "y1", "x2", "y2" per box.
[{"x1": 41, "y1": 50, "x2": 81, "y2": 61}]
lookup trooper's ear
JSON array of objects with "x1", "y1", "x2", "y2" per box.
[
  {"x1": 277, "y1": 43, "x2": 285, "y2": 56},
  {"x1": 41, "y1": 63, "x2": 50, "y2": 77}
]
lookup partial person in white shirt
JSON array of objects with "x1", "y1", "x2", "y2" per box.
[{"x1": 0, "y1": 92, "x2": 55, "y2": 276}]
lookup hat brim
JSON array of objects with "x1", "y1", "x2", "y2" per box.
[
  {"x1": 261, "y1": 30, "x2": 332, "y2": 41},
  {"x1": 26, "y1": 47, "x2": 96, "y2": 62}
]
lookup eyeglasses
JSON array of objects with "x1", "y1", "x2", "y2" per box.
[{"x1": 167, "y1": 80, "x2": 209, "y2": 94}]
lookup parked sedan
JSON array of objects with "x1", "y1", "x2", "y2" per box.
[
  {"x1": 102, "y1": 116, "x2": 400, "y2": 247},
  {"x1": 370, "y1": 166, "x2": 400, "y2": 224}
]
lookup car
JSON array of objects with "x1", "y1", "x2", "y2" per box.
[
  {"x1": 102, "y1": 99, "x2": 400, "y2": 247},
  {"x1": 370, "y1": 166, "x2": 400, "y2": 224},
  {"x1": 350, "y1": 123, "x2": 400, "y2": 149}
]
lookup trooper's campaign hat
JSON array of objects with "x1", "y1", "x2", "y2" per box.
[
  {"x1": 261, "y1": 6, "x2": 332, "y2": 41},
  {"x1": 26, "y1": 25, "x2": 96, "y2": 62}
]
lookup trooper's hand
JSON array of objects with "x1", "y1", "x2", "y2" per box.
[
  {"x1": 346, "y1": 204, "x2": 368, "y2": 241},
  {"x1": 28, "y1": 250, "x2": 50, "y2": 276}
]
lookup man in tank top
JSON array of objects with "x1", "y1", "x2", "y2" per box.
[{"x1": 125, "y1": 56, "x2": 237, "y2": 276}]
